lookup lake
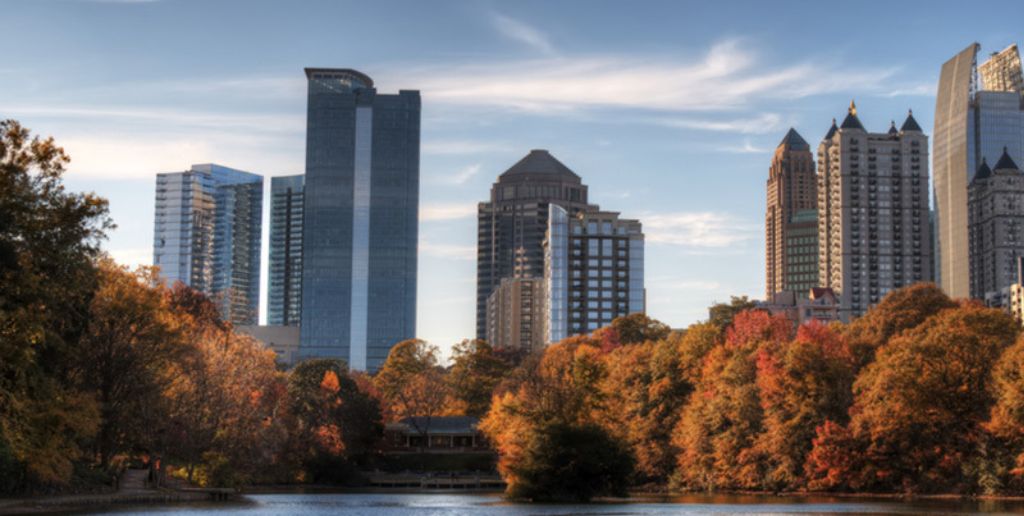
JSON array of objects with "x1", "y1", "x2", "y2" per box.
[{"x1": 80, "y1": 493, "x2": 1024, "y2": 515}]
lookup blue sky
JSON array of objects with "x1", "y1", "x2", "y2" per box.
[{"x1": 5, "y1": 0, "x2": 1023, "y2": 359}]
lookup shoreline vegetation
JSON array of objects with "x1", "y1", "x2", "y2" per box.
[{"x1": 8, "y1": 121, "x2": 1024, "y2": 504}]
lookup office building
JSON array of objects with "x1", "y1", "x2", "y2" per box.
[
  {"x1": 153, "y1": 163, "x2": 262, "y2": 325},
  {"x1": 476, "y1": 150, "x2": 593, "y2": 340},
  {"x1": 968, "y1": 149, "x2": 1024, "y2": 306},
  {"x1": 766, "y1": 128, "x2": 818, "y2": 298},
  {"x1": 543, "y1": 206, "x2": 644, "y2": 343},
  {"x1": 934, "y1": 42, "x2": 1024, "y2": 298},
  {"x1": 298, "y1": 68, "x2": 420, "y2": 372},
  {"x1": 817, "y1": 103, "x2": 932, "y2": 320},
  {"x1": 485, "y1": 277, "x2": 545, "y2": 352},
  {"x1": 268, "y1": 174, "x2": 304, "y2": 327}
]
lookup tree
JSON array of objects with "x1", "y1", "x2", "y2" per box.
[
  {"x1": 707, "y1": 296, "x2": 759, "y2": 331},
  {"x1": 286, "y1": 359, "x2": 382, "y2": 483},
  {"x1": 74, "y1": 260, "x2": 183, "y2": 467},
  {"x1": 374, "y1": 340, "x2": 451, "y2": 434},
  {"x1": 447, "y1": 340, "x2": 511, "y2": 418},
  {"x1": 600, "y1": 313, "x2": 672, "y2": 348},
  {"x1": 808, "y1": 303, "x2": 1017, "y2": 493},
  {"x1": 504, "y1": 422, "x2": 633, "y2": 502},
  {"x1": 0, "y1": 120, "x2": 109, "y2": 486}
]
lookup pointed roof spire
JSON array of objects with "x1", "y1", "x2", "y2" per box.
[
  {"x1": 994, "y1": 146, "x2": 1020, "y2": 171},
  {"x1": 824, "y1": 118, "x2": 838, "y2": 140},
  {"x1": 888, "y1": 120, "x2": 898, "y2": 135},
  {"x1": 499, "y1": 149, "x2": 581, "y2": 182},
  {"x1": 840, "y1": 100, "x2": 865, "y2": 130},
  {"x1": 973, "y1": 157, "x2": 992, "y2": 182},
  {"x1": 778, "y1": 128, "x2": 809, "y2": 150},
  {"x1": 900, "y1": 109, "x2": 923, "y2": 132}
]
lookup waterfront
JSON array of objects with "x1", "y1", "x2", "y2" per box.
[{"x1": 80, "y1": 493, "x2": 1024, "y2": 515}]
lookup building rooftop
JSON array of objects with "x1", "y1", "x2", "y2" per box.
[
  {"x1": 994, "y1": 147, "x2": 1020, "y2": 171},
  {"x1": 974, "y1": 158, "x2": 993, "y2": 182},
  {"x1": 840, "y1": 100, "x2": 865, "y2": 131},
  {"x1": 900, "y1": 109, "x2": 923, "y2": 132},
  {"x1": 778, "y1": 128, "x2": 810, "y2": 150},
  {"x1": 824, "y1": 118, "x2": 838, "y2": 140},
  {"x1": 388, "y1": 416, "x2": 480, "y2": 435},
  {"x1": 499, "y1": 149, "x2": 581, "y2": 182},
  {"x1": 303, "y1": 68, "x2": 374, "y2": 89}
]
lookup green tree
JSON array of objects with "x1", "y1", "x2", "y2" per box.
[
  {"x1": 447, "y1": 340, "x2": 510, "y2": 418},
  {"x1": 707, "y1": 296, "x2": 758, "y2": 331},
  {"x1": 0, "y1": 120, "x2": 109, "y2": 486}
]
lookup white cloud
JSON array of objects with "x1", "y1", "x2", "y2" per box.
[
  {"x1": 3, "y1": 104, "x2": 303, "y2": 133},
  {"x1": 422, "y1": 140, "x2": 510, "y2": 155},
  {"x1": 883, "y1": 83, "x2": 935, "y2": 97},
  {"x1": 491, "y1": 13, "x2": 554, "y2": 55},
  {"x1": 657, "y1": 113, "x2": 784, "y2": 135},
  {"x1": 717, "y1": 139, "x2": 770, "y2": 154},
  {"x1": 402, "y1": 39, "x2": 899, "y2": 113},
  {"x1": 107, "y1": 247, "x2": 151, "y2": 268},
  {"x1": 643, "y1": 211, "x2": 759, "y2": 248},
  {"x1": 437, "y1": 163, "x2": 482, "y2": 185},
  {"x1": 419, "y1": 241, "x2": 476, "y2": 260},
  {"x1": 420, "y1": 202, "x2": 477, "y2": 221}
]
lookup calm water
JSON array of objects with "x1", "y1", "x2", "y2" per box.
[{"x1": 77, "y1": 493, "x2": 1024, "y2": 515}]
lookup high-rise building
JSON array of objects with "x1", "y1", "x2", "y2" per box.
[
  {"x1": 153, "y1": 164, "x2": 263, "y2": 325},
  {"x1": 817, "y1": 103, "x2": 932, "y2": 320},
  {"x1": 298, "y1": 68, "x2": 420, "y2": 372},
  {"x1": 766, "y1": 128, "x2": 818, "y2": 298},
  {"x1": 476, "y1": 150, "x2": 593, "y2": 340},
  {"x1": 268, "y1": 174, "x2": 304, "y2": 327},
  {"x1": 968, "y1": 149, "x2": 1024, "y2": 306},
  {"x1": 934, "y1": 42, "x2": 1024, "y2": 299},
  {"x1": 485, "y1": 277, "x2": 545, "y2": 352},
  {"x1": 543, "y1": 206, "x2": 644, "y2": 343}
]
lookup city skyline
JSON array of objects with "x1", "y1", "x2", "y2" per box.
[{"x1": 6, "y1": 0, "x2": 1024, "y2": 359}]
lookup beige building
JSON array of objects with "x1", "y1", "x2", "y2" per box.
[
  {"x1": 236, "y1": 325, "x2": 300, "y2": 366},
  {"x1": 758, "y1": 287, "x2": 840, "y2": 328},
  {"x1": 818, "y1": 102, "x2": 932, "y2": 320},
  {"x1": 969, "y1": 150, "x2": 1024, "y2": 307},
  {"x1": 980, "y1": 44, "x2": 1024, "y2": 94},
  {"x1": 485, "y1": 277, "x2": 545, "y2": 352},
  {"x1": 766, "y1": 128, "x2": 818, "y2": 299}
]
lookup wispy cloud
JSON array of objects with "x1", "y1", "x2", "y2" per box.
[
  {"x1": 420, "y1": 241, "x2": 476, "y2": 260},
  {"x1": 420, "y1": 202, "x2": 477, "y2": 221},
  {"x1": 3, "y1": 104, "x2": 303, "y2": 133},
  {"x1": 883, "y1": 83, "x2": 935, "y2": 97},
  {"x1": 400, "y1": 40, "x2": 899, "y2": 113},
  {"x1": 491, "y1": 13, "x2": 554, "y2": 55},
  {"x1": 656, "y1": 113, "x2": 784, "y2": 135},
  {"x1": 435, "y1": 163, "x2": 482, "y2": 185},
  {"x1": 422, "y1": 139, "x2": 510, "y2": 155},
  {"x1": 643, "y1": 211, "x2": 759, "y2": 248},
  {"x1": 717, "y1": 139, "x2": 770, "y2": 154}
]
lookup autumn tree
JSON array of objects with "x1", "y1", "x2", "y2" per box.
[
  {"x1": 446, "y1": 340, "x2": 511, "y2": 418},
  {"x1": 985, "y1": 333, "x2": 1024, "y2": 492},
  {"x1": 707, "y1": 296, "x2": 759, "y2": 331},
  {"x1": 808, "y1": 304, "x2": 1017, "y2": 493},
  {"x1": 0, "y1": 120, "x2": 109, "y2": 488},
  {"x1": 599, "y1": 313, "x2": 672, "y2": 349},
  {"x1": 374, "y1": 340, "x2": 452, "y2": 435}
]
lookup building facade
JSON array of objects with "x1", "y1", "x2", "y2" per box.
[
  {"x1": 298, "y1": 68, "x2": 420, "y2": 372},
  {"x1": 543, "y1": 205, "x2": 644, "y2": 343},
  {"x1": 153, "y1": 163, "x2": 263, "y2": 325},
  {"x1": 968, "y1": 150, "x2": 1024, "y2": 306},
  {"x1": 758, "y1": 287, "x2": 840, "y2": 328},
  {"x1": 476, "y1": 150, "x2": 593, "y2": 341},
  {"x1": 485, "y1": 277, "x2": 545, "y2": 352},
  {"x1": 766, "y1": 128, "x2": 818, "y2": 298},
  {"x1": 268, "y1": 174, "x2": 305, "y2": 327},
  {"x1": 934, "y1": 42, "x2": 1024, "y2": 298},
  {"x1": 818, "y1": 103, "x2": 932, "y2": 320}
]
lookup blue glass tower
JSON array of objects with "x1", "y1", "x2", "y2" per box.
[{"x1": 298, "y1": 68, "x2": 420, "y2": 372}]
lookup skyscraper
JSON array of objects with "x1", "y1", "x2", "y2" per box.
[
  {"x1": 818, "y1": 103, "x2": 931, "y2": 320},
  {"x1": 968, "y1": 149, "x2": 1024, "y2": 306},
  {"x1": 766, "y1": 128, "x2": 818, "y2": 299},
  {"x1": 476, "y1": 150, "x2": 593, "y2": 340},
  {"x1": 934, "y1": 42, "x2": 1024, "y2": 299},
  {"x1": 153, "y1": 163, "x2": 263, "y2": 325},
  {"x1": 268, "y1": 174, "x2": 304, "y2": 327},
  {"x1": 298, "y1": 68, "x2": 420, "y2": 372},
  {"x1": 543, "y1": 206, "x2": 644, "y2": 343},
  {"x1": 486, "y1": 277, "x2": 545, "y2": 352}
]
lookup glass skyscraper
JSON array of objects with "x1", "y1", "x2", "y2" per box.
[
  {"x1": 268, "y1": 174, "x2": 305, "y2": 327},
  {"x1": 298, "y1": 68, "x2": 420, "y2": 372},
  {"x1": 153, "y1": 163, "x2": 263, "y2": 325},
  {"x1": 934, "y1": 42, "x2": 1024, "y2": 298}
]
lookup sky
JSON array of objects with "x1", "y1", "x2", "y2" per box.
[{"x1": 4, "y1": 0, "x2": 1023, "y2": 360}]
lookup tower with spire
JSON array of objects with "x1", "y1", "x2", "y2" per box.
[
  {"x1": 817, "y1": 102, "x2": 932, "y2": 320},
  {"x1": 766, "y1": 127, "x2": 817, "y2": 299},
  {"x1": 968, "y1": 147, "x2": 1024, "y2": 305}
]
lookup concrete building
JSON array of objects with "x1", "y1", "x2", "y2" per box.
[
  {"x1": 934, "y1": 42, "x2": 1024, "y2": 299},
  {"x1": 268, "y1": 175, "x2": 304, "y2": 327},
  {"x1": 817, "y1": 103, "x2": 932, "y2": 320},
  {"x1": 968, "y1": 149, "x2": 1024, "y2": 306},
  {"x1": 543, "y1": 206, "x2": 644, "y2": 343},
  {"x1": 298, "y1": 68, "x2": 420, "y2": 372},
  {"x1": 236, "y1": 325, "x2": 301, "y2": 367},
  {"x1": 758, "y1": 287, "x2": 840, "y2": 328},
  {"x1": 476, "y1": 150, "x2": 594, "y2": 341},
  {"x1": 153, "y1": 164, "x2": 262, "y2": 325},
  {"x1": 485, "y1": 277, "x2": 545, "y2": 352},
  {"x1": 766, "y1": 128, "x2": 818, "y2": 299}
]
